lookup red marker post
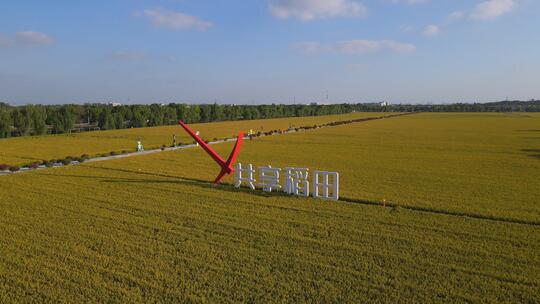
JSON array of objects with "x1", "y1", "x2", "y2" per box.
[{"x1": 178, "y1": 120, "x2": 243, "y2": 184}]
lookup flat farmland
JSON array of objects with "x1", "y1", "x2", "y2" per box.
[
  {"x1": 97, "y1": 112, "x2": 540, "y2": 223},
  {"x1": 0, "y1": 112, "x2": 390, "y2": 166},
  {"x1": 234, "y1": 112, "x2": 540, "y2": 223},
  {"x1": 1, "y1": 112, "x2": 539, "y2": 302}
]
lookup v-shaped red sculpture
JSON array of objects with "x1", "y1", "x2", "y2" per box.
[{"x1": 178, "y1": 120, "x2": 243, "y2": 184}]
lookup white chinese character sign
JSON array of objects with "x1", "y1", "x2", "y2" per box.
[
  {"x1": 234, "y1": 163, "x2": 256, "y2": 190},
  {"x1": 284, "y1": 167, "x2": 310, "y2": 197},
  {"x1": 258, "y1": 166, "x2": 282, "y2": 192},
  {"x1": 234, "y1": 163, "x2": 339, "y2": 201},
  {"x1": 312, "y1": 170, "x2": 339, "y2": 201},
  {"x1": 178, "y1": 121, "x2": 340, "y2": 201}
]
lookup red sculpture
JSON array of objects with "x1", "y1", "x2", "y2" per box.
[{"x1": 178, "y1": 120, "x2": 243, "y2": 184}]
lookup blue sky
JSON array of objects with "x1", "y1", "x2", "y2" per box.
[{"x1": 0, "y1": 0, "x2": 538, "y2": 105}]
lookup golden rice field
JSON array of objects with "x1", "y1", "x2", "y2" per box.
[
  {"x1": 0, "y1": 112, "x2": 389, "y2": 166},
  {"x1": 1, "y1": 112, "x2": 539, "y2": 302},
  {"x1": 234, "y1": 112, "x2": 540, "y2": 223}
]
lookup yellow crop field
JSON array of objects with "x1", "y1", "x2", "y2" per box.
[
  {"x1": 232, "y1": 112, "x2": 540, "y2": 223},
  {"x1": 1, "y1": 112, "x2": 539, "y2": 302},
  {"x1": 0, "y1": 112, "x2": 390, "y2": 166},
  {"x1": 92, "y1": 112, "x2": 540, "y2": 223}
]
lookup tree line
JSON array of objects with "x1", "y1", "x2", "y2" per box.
[
  {"x1": 385, "y1": 100, "x2": 540, "y2": 113},
  {"x1": 0, "y1": 100, "x2": 539, "y2": 139},
  {"x1": 0, "y1": 103, "x2": 365, "y2": 138}
]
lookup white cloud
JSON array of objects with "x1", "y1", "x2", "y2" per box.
[
  {"x1": 142, "y1": 8, "x2": 212, "y2": 30},
  {"x1": 336, "y1": 40, "x2": 385, "y2": 53},
  {"x1": 447, "y1": 11, "x2": 465, "y2": 22},
  {"x1": 0, "y1": 31, "x2": 53, "y2": 48},
  {"x1": 293, "y1": 42, "x2": 325, "y2": 53},
  {"x1": 470, "y1": 0, "x2": 515, "y2": 20},
  {"x1": 423, "y1": 24, "x2": 440, "y2": 36},
  {"x1": 14, "y1": 31, "x2": 53, "y2": 45},
  {"x1": 269, "y1": 0, "x2": 367, "y2": 21},
  {"x1": 422, "y1": 1, "x2": 516, "y2": 38},
  {"x1": 294, "y1": 39, "x2": 416, "y2": 54}
]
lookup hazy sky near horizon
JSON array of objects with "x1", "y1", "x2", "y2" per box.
[{"x1": 0, "y1": 0, "x2": 538, "y2": 105}]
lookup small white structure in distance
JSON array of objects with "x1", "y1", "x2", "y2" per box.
[{"x1": 136, "y1": 141, "x2": 144, "y2": 152}]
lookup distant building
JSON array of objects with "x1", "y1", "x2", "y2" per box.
[
  {"x1": 107, "y1": 102, "x2": 122, "y2": 107},
  {"x1": 380, "y1": 101, "x2": 388, "y2": 107}
]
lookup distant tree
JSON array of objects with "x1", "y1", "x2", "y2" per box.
[
  {"x1": 188, "y1": 105, "x2": 201, "y2": 123},
  {"x1": 61, "y1": 105, "x2": 76, "y2": 132},
  {"x1": 172, "y1": 104, "x2": 187, "y2": 123},
  {"x1": 50, "y1": 105, "x2": 76, "y2": 134},
  {"x1": 113, "y1": 113, "x2": 124, "y2": 129},
  {"x1": 98, "y1": 108, "x2": 115, "y2": 130},
  {"x1": 149, "y1": 104, "x2": 164, "y2": 126},
  {"x1": 131, "y1": 105, "x2": 150, "y2": 128},
  {"x1": 13, "y1": 107, "x2": 32, "y2": 136},
  {"x1": 73, "y1": 104, "x2": 87, "y2": 123},
  {"x1": 0, "y1": 106, "x2": 12, "y2": 138},
  {"x1": 200, "y1": 105, "x2": 211, "y2": 122},
  {"x1": 32, "y1": 105, "x2": 47, "y2": 135},
  {"x1": 163, "y1": 106, "x2": 177, "y2": 125},
  {"x1": 223, "y1": 105, "x2": 241, "y2": 121},
  {"x1": 88, "y1": 106, "x2": 102, "y2": 124},
  {"x1": 210, "y1": 103, "x2": 224, "y2": 122},
  {"x1": 117, "y1": 106, "x2": 132, "y2": 124}
]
